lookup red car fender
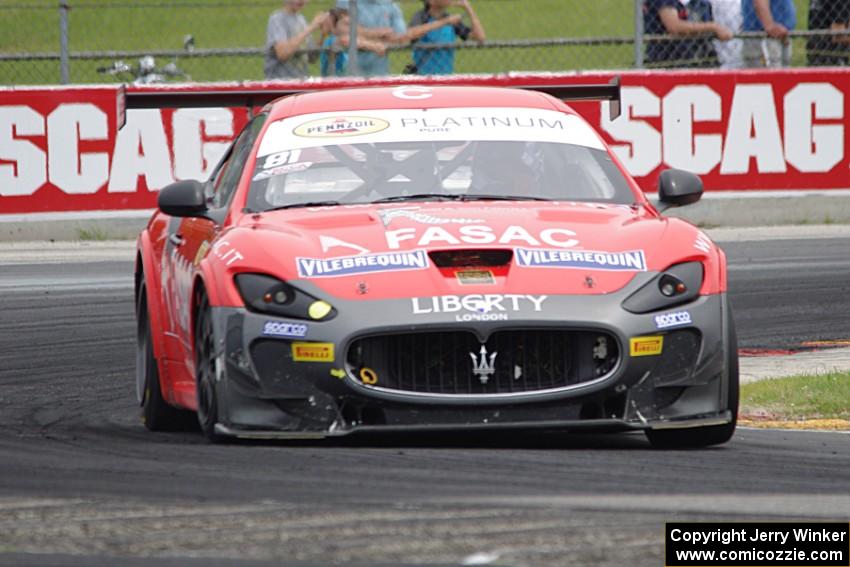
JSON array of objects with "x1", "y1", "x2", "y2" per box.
[{"x1": 136, "y1": 228, "x2": 170, "y2": 378}]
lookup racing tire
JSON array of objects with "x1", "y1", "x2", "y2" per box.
[
  {"x1": 194, "y1": 292, "x2": 222, "y2": 442},
  {"x1": 137, "y1": 281, "x2": 187, "y2": 431},
  {"x1": 645, "y1": 316, "x2": 739, "y2": 449}
]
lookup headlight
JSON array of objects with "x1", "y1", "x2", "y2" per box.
[
  {"x1": 235, "y1": 273, "x2": 336, "y2": 321},
  {"x1": 622, "y1": 262, "x2": 703, "y2": 314}
]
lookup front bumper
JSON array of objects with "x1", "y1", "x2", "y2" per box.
[{"x1": 208, "y1": 280, "x2": 734, "y2": 438}]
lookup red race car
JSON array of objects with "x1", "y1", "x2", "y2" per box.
[{"x1": 134, "y1": 79, "x2": 737, "y2": 447}]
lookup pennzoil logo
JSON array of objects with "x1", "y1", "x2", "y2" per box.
[
  {"x1": 293, "y1": 116, "x2": 389, "y2": 138},
  {"x1": 629, "y1": 336, "x2": 664, "y2": 357},
  {"x1": 291, "y1": 342, "x2": 334, "y2": 362}
]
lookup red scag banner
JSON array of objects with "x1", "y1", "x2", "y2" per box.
[{"x1": 2, "y1": 69, "x2": 849, "y2": 214}]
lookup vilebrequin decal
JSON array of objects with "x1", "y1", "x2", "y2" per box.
[
  {"x1": 515, "y1": 248, "x2": 647, "y2": 272},
  {"x1": 297, "y1": 250, "x2": 429, "y2": 278}
]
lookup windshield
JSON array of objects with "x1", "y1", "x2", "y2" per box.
[{"x1": 247, "y1": 107, "x2": 635, "y2": 211}]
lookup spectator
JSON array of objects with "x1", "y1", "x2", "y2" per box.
[
  {"x1": 807, "y1": 0, "x2": 850, "y2": 65},
  {"x1": 264, "y1": 0, "x2": 329, "y2": 79},
  {"x1": 741, "y1": 0, "x2": 796, "y2": 67},
  {"x1": 320, "y1": 8, "x2": 387, "y2": 76},
  {"x1": 407, "y1": 0, "x2": 486, "y2": 75},
  {"x1": 335, "y1": 0, "x2": 407, "y2": 76},
  {"x1": 709, "y1": 0, "x2": 744, "y2": 67},
  {"x1": 643, "y1": 0, "x2": 733, "y2": 68}
]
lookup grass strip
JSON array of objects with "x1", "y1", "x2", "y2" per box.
[{"x1": 740, "y1": 371, "x2": 850, "y2": 429}]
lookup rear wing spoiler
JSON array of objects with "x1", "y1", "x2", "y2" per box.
[{"x1": 120, "y1": 76, "x2": 621, "y2": 126}]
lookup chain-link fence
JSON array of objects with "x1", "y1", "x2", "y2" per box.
[
  {"x1": 641, "y1": 0, "x2": 849, "y2": 69},
  {"x1": 0, "y1": 0, "x2": 846, "y2": 85}
]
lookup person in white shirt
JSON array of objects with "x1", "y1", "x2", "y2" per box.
[{"x1": 709, "y1": 0, "x2": 744, "y2": 67}]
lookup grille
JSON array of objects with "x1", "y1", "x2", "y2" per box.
[{"x1": 346, "y1": 330, "x2": 620, "y2": 395}]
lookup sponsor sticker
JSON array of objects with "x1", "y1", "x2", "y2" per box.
[
  {"x1": 412, "y1": 294, "x2": 547, "y2": 322},
  {"x1": 515, "y1": 248, "x2": 647, "y2": 272},
  {"x1": 654, "y1": 311, "x2": 692, "y2": 329},
  {"x1": 455, "y1": 269, "x2": 496, "y2": 285},
  {"x1": 262, "y1": 321, "x2": 308, "y2": 338},
  {"x1": 294, "y1": 116, "x2": 389, "y2": 138},
  {"x1": 378, "y1": 207, "x2": 484, "y2": 227},
  {"x1": 386, "y1": 225, "x2": 579, "y2": 250},
  {"x1": 694, "y1": 232, "x2": 712, "y2": 254},
  {"x1": 359, "y1": 367, "x2": 378, "y2": 385},
  {"x1": 297, "y1": 249, "x2": 428, "y2": 278},
  {"x1": 193, "y1": 241, "x2": 210, "y2": 267},
  {"x1": 292, "y1": 342, "x2": 334, "y2": 362},
  {"x1": 630, "y1": 336, "x2": 664, "y2": 357},
  {"x1": 252, "y1": 161, "x2": 311, "y2": 181}
]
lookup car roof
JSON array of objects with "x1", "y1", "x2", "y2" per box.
[{"x1": 267, "y1": 85, "x2": 573, "y2": 121}]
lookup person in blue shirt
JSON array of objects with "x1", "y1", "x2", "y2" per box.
[
  {"x1": 408, "y1": 0, "x2": 486, "y2": 75},
  {"x1": 741, "y1": 0, "x2": 796, "y2": 66},
  {"x1": 320, "y1": 7, "x2": 386, "y2": 76},
  {"x1": 334, "y1": 0, "x2": 406, "y2": 76}
]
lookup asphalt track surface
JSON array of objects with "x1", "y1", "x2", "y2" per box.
[{"x1": 1, "y1": 235, "x2": 849, "y2": 567}]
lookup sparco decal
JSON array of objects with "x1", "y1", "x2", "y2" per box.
[
  {"x1": 515, "y1": 248, "x2": 647, "y2": 271},
  {"x1": 386, "y1": 225, "x2": 579, "y2": 250},
  {"x1": 263, "y1": 321, "x2": 308, "y2": 338},
  {"x1": 297, "y1": 249, "x2": 428, "y2": 278},
  {"x1": 654, "y1": 311, "x2": 692, "y2": 329},
  {"x1": 411, "y1": 294, "x2": 547, "y2": 322}
]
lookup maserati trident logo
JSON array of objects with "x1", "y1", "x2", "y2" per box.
[{"x1": 470, "y1": 345, "x2": 497, "y2": 384}]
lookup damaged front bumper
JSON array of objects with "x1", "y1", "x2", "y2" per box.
[{"x1": 207, "y1": 283, "x2": 735, "y2": 439}]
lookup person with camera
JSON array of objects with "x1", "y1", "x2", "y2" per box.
[{"x1": 406, "y1": 0, "x2": 486, "y2": 75}]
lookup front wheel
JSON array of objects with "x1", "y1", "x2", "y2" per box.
[
  {"x1": 645, "y1": 316, "x2": 739, "y2": 449},
  {"x1": 136, "y1": 281, "x2": 187, "y2": 431},
  {"x1": 194, "y1": 292, "x2": 221, "y2": 442}
]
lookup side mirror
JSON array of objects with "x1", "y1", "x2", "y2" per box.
[
  {"x1": 657, "y1": 169, "x2": 703, "y2": 210},
  {"x1": 158, "y1": 180, "x2": 207, "y2": 218}
]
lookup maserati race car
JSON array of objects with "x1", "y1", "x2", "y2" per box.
[{"x1": 134, "y1": 80, "x2": 738, "y2": 447}]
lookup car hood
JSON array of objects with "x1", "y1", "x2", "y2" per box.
[{"x1": 235, "y1": 201, "x2": 706, "y2": 300}]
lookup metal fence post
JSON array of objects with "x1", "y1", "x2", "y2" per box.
[
  {"x1": 633, "y1": 0, "x2": 644, "y2": 69},
  {"x1": 348, "y1": 0, "x2": 359, "y2": 76},
  {"x1": 59, "y1": 0, "x2": 70, "y2": 83}
]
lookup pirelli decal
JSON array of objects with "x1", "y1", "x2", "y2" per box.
[
  {"x1": 291, "y1": 342, "x2": 335, "y2": 362},
  {"x1": 630, "y1": 336, "x2": 664, "y2": 357}
]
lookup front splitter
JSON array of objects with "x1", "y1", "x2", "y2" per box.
[{"x1": 213, "y1": 412, "x2": 732, "y2": 440}]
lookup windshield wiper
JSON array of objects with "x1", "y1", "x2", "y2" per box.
[
  {"x1": 369, "y1": 193, "x2": 466, "y2": 204},
  {"x1": 458, "y1": 194, "x2": 551, "y2": 202},
  {"x1": 263, "y1": 200, "x2": 343, "y2": 212}
]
